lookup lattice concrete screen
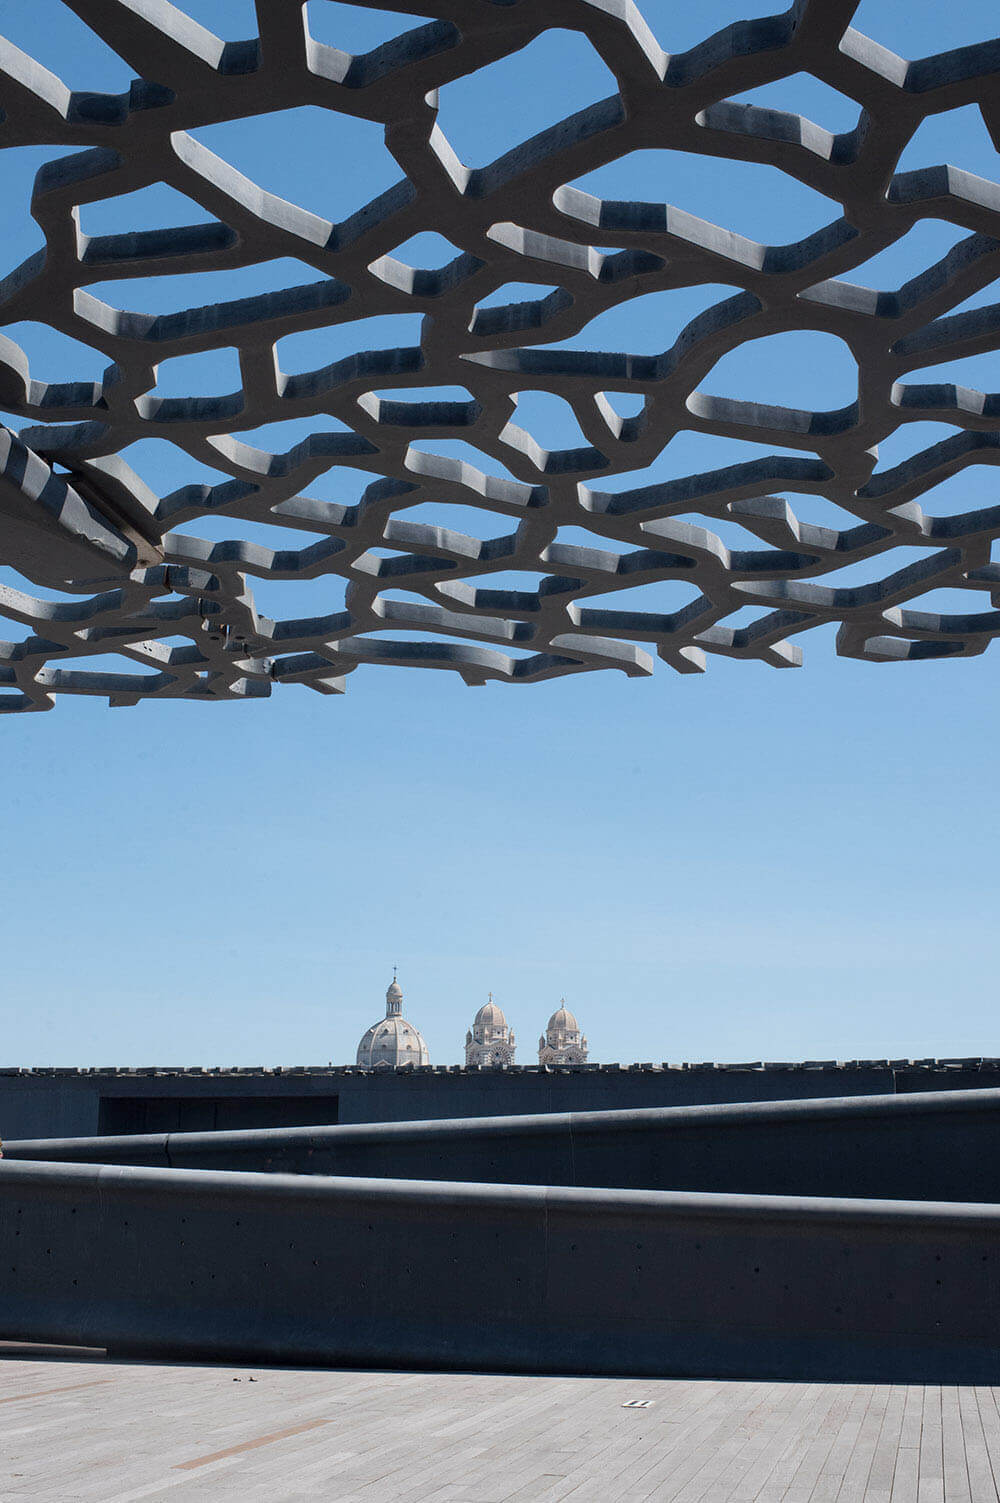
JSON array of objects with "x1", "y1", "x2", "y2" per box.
[{"x1": 2, "y1": 0, "x2": 1000, "y2": 711}]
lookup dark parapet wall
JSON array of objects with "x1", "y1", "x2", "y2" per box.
[
  {"x1": 12, "y1": 1087, "x2": 1000, "y2": 1205},
  {"x1": 0, "y1": 1059, "x2": 997, "y2": 1140},
  {"x1": 8, "y1": 1085, "x2": 1000, "y2": 1380},
  {"x1": 2, "y1": 1156, "x2": 999, "y2": 1383}
]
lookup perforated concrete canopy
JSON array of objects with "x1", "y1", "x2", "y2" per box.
[{"x1": 2, "y1": 0, "x2": 1000, "y2": 712}]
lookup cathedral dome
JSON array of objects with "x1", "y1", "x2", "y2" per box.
[
  {"x1": 547, "y1": 1000, "x2": 578, "y2": 1033},
  {"x1": 356, "y1": 975, "x2": 430, "y2": 1068},
  {"x1": 356, "y1": 1015, "x2": 429, "y2": 1068},
  {"x1": 474, "y1": 997, "x2": 507, "y2": 1029}
]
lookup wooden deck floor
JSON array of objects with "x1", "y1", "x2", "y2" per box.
[{"x1": 0, "y1": 1347, "x2": 998, "y2": 1501}]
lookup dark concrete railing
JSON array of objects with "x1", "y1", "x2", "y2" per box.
[
  {"x1": 1, "y1": 1157, "x2": 998, "y2": 1381},
  {"x1": 10, "y1": 1086, "x2": 1000, "y2": 1202}
]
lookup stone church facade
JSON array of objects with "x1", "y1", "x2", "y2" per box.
[
  {"x1": 538, "y1": 1001, "x2": 589, "y2": 1065},
  {"x1": 465, "y1": 994, "x2": 516, "y2": 1066}
]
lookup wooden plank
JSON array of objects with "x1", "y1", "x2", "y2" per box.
[
  {"x1": 957, "y1": 1388, "x2": 997, "y2": 1503},
  {"x1": 890, "y1": 1386, "x2": 924, "y2": 1503},
  {"x1": 864, "y1": 1385, "x2": 906, "y2": 1501},
  {"x1": 941, "y1": 1385, "x2": 972, "y2": 1503},
  {"x1": 918, "y1": 1387, "x2": 944, "y2": 1503}
]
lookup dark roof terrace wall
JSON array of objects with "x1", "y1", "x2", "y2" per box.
[{"x1": 1, "y1": 1059, "x2": 998, "y2": 1140}]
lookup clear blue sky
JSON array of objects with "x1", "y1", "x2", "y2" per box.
[{"x1": 2, "y1": 0, "x2": 999, "y2": 1067}]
